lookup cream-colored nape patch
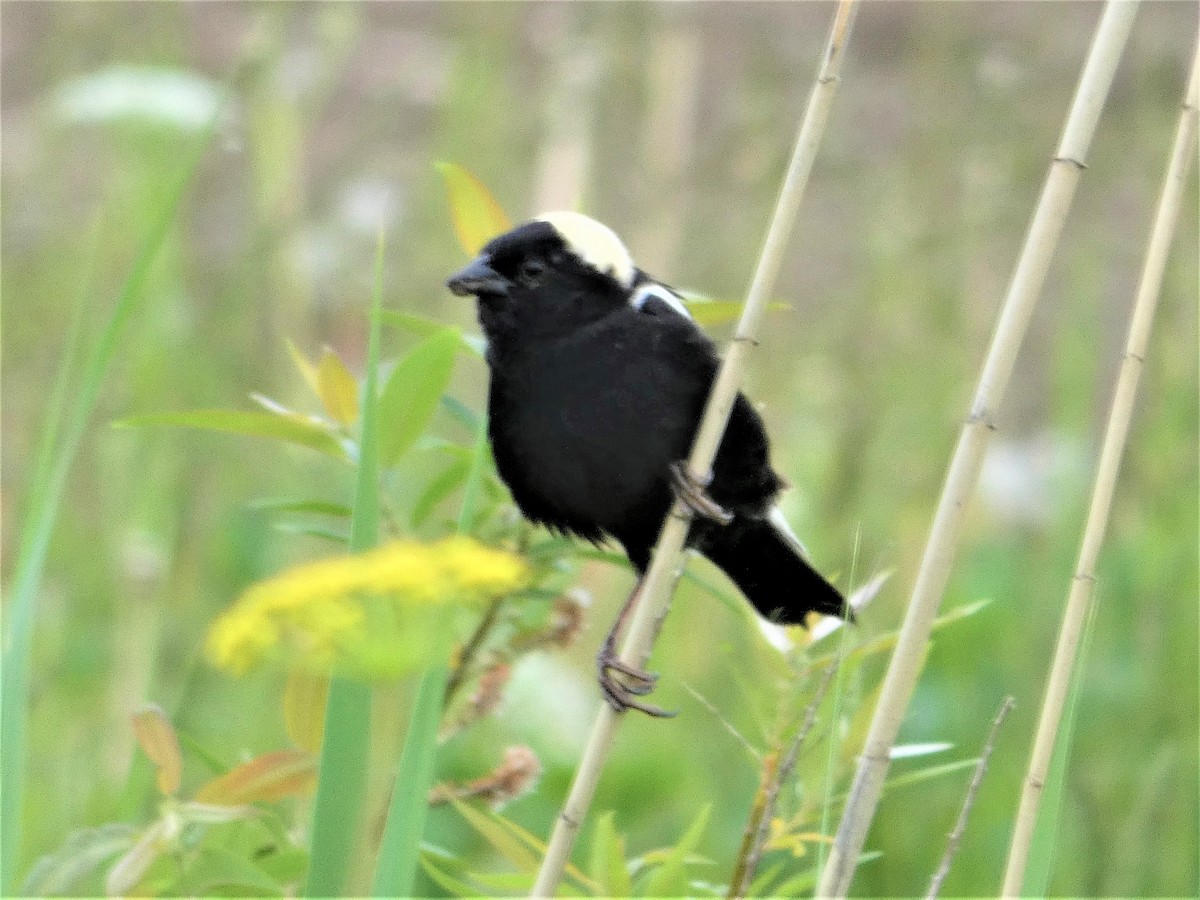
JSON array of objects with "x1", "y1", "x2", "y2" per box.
[{"x1": 536, "y1": 211, "x2": 635, "y2": 288}]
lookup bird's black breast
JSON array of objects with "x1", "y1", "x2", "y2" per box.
[{"x1": 486, "y1": 307, "x2": 782, "y2": 558}]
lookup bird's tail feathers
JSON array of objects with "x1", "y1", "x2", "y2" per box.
[{"x1": 700, "y1": 515, "x2": 848, "y2": 626}]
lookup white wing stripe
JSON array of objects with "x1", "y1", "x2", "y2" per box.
[{"x1": 630, "y1": 283, "x2": 693, "y2": 320}]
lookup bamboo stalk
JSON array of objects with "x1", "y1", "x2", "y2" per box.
[
  {"x1": 926, "y1": 696, "x2": 1014, "y2": 900},
  {"x1": 528, "y1": 3, "x2": 860, "y2": 895},
  {"x1": 1000, "y1": 32, "x2": 1200, "y2": 898},
  {"x1": 815, "y1": 4, "x2": 1140, "y2": 896}
]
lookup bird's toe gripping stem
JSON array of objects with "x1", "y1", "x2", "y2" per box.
[{"x1": 669, "y1": 462, "x2": 733, "y2": 525}]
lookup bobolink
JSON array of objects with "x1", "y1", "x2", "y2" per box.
[{"x1": 448, "y1": 212, "x2": 847, "y2": 715}]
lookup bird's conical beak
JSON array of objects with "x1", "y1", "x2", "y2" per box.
[{"x1": 447, "y1": 256, "x2": 510, "y2": 297}]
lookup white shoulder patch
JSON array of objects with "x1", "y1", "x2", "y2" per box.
[
  {"x1": 536, "y1": 211, "x2": 635, "y2": 288},
  {"x1": 629, "y1": 282, "x2": 693, "y2": 320}
]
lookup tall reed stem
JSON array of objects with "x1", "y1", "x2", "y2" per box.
[
  {"x1": 815, "y1": 4, "x2": 1140, "y2": 896},
  {"x1": 528, "y1": 3, "x2": 859, "y2": 895},
  {"x1": 1000, "y1": 32, "x2": 1200, "y2": 898}
]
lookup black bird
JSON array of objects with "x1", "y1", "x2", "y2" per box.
[{"x1": 448, "y1": 212, "x2": 848, "y2": 715}]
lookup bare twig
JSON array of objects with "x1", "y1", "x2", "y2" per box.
[
  {"x1": 1000, "y1": 30, "x2": 1200, "y2": 898},
  {"x1": 729, "y1": 662, "x2": 840, "y2": 899},
  {"x1": 815, "y1": 4, "x2": 1140, "y2": 896},
  {"x1": 443, "y1": 595, "x2": 507, "y2": 709},
  {"x1": 528, "y1": 4, "x2": 860, "y2": 895},
  {"x1": 926, "y1": 696, "x2": 1015, "y2": 899}
]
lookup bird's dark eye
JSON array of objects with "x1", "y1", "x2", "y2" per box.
[{"x1": 518, "y1": 260, "x2": 546, "y2": 287}]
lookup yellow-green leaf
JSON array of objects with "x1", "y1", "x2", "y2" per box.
[
  {"x1": 285, "y1": 339, "x2": 321, "y2": 399},
  {"x1": 283, "y1": 669, "x2": 329, "y2": 754},
  {"x1": 436, "y1": 162, "x2": 511, "y2": 256},
  {"x1": 116, "y1": 409, "x2": 349, "y2": 460},
  {"x1": 642, "y1": 804, "x2": 710, "y2": 898},
  {"x1": 379, "y1": 328, "x2": 460, "y2": 465},
  {"x1": 316, "y1": 347, "x2": 360, "y2": 426},
  {"x1": 588, "y1": 811, "x2": 632, "y2": 897},
  {"x1": 682, "y1": 298, "x2": 791, "y2": 327},
  {"x1": 131, "y1": 704, "x2": 181, "y2": 796},
  {"x1": 195, "y1": 749, "x2": 317, "y2": 805},
  {"x1": 449, "y1": 798, "x2": 539, "y2": 873},
  {"x1": 447, "y1": 798, "x2": 596, "y2": 892}
]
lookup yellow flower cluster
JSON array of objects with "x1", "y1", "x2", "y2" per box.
[{"x1": 207, "y1": 537, "x2": 528, "y2": 677}]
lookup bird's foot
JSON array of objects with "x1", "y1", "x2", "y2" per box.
[
  {"x1": 597, "y1": 647, "x2": 675, "y2": 718},
  {"x1": 669, "y1": 461, "x2": 733, "y2": 525}
]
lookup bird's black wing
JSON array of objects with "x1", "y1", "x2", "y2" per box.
[{"x1": 630, "y1": 295, "x2": 783, "y2": 517}]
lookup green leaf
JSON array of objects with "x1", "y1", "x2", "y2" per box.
[
  {"x1": 419, "y1": 853, "x2": 484, "y2": 898},
  {"x1": 876, "y1": 757, "x2": 980, "y2": 795},
  {"x1": 747, "y1": 860, "x2": 786, "y2": 896},
  {"x1": 378, "y1": 328, "x2": 461, "y2": 466},
  {"x1": 439, "y1": 395, "x2": 481, "y2": 432},
  {"x1": 680, "y1": 295, "x2": 790, "y2": 327},
  {"x1": 178, "y1": 846, "x2": 284, "y2": 897},
  {"x1": 411, "y1": 457, "x2": 472, "y2": 529},
  {"x1": 588, "y1": 811, "x2": 632, "y2": 897},
  {"x1": 285, "y1": 338, "x2": 322, "y2": 399},
  {"x1": 380, "y1": 310, "x2": 486, "y2": 359},
  {"x1": 247, "y1": 497, "x2": 352, "y2": 518},
  {"x1": 435, "y1": 162, "x2": 512, "y2": 256},
  {"x1": 115, "y1": 410, "x2": 349, "y2": 460},
  {"x1": 252, "y1": 846, "x2": 309, "y2": 888},
  {"x1": 270, "y1": 522, "x2": 350, "y2": 544},
  {"x1": 448, "y1": 798, "x2": 540, "y2": 874},
  {"x1": 642, "y1": 804, "x2": 711, "y2": 898},
  {"x1": 770, "y1": 852, "x2": 880, "y2": 896}
]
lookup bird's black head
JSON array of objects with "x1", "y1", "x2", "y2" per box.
[{"x1": 447, "y1": 212, "x2": 638, "y2": 352}]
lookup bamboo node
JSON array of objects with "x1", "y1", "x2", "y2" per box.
[
  {"x1": 1073, "y1": 571, "x2": 1097, "y2": 584},
  {"x1": 819, "y1": 74, "x2": 840, "y2": 85},
  {"x1": 1053, "y1": 155, "x2": 1088, "y2": 170},
  {"x1": 560, "y1": 812, "x2": 579, "y2": 829},
  {"x1": 967, "y1": 408, "x2": 998, "y2": 431},
  {"x1": 733, "y1": 333, "x2": 762, "y2": 346},
  {"x1": 1124, "y1": 350, "x2": 1146, "y2": 364}
]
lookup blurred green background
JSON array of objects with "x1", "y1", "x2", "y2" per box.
[{"x1": 3, "y1": 2, "x2": 1196, "y2": 896}]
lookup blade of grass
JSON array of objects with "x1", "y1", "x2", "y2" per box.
[
  {"x1": 370, "y1": 374, "x2": 492, "y2": 895},
  {"x1": 1020, "y1": 597, "x2": 1101, "y2": 897},
  {"x1": 370, "y1": 663, "x2": 449, "y2": 896},
  {"x1": 303, "y1": 229, "x2": 387, "y2": 897},
  {"x1": 0, "y1": 123, "x2": 216, "y2": 893}
]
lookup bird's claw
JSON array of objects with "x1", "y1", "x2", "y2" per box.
[
  {"x1": 669, "y1": 462, "x2": 733, "y2": 525},
  {"x1": 597, "y1": 648, "x2": 676, "y2": 718}
]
